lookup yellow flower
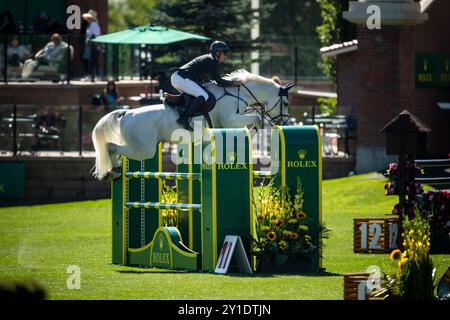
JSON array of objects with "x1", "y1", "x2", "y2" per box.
[
  {"x1": 290, "y1": 232, "x2": 299, "y2": 240},
  {"x1": 261, "y1": 226, "x2": 270, "y2": 232},
  {"x1": 390, "y1": 249, "x2": 402, "y2": 261},
  {"x1": 288, "y1": 219, "x2": 297, "y2": 224},
  {"x1": 279, "y1": 240, "x2": 287, "y2": 250},
  {"x1": 267, "y1": 231, "x2": 277, "y2": 241},
  {"x1": 282, "y1": 230, "x2": 292, "y2": 236},
  {"x1": 256, "y1": 215, "x2": 263, "y2": 221},
  {"x1": 397, "y1": 260, "x2": 403, "y2": 273},
  {"x1": 270, "y1": 219, "x2": 278, "y2": 225}
]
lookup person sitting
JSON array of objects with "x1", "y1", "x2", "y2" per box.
[
  {"x1": 101, "y1": 80, "x2": 122, "y2": 111},
  {"x1": 7, "y1": 37, "x2": 30, "y2": 67},
  {"x1": 21, "y1": 33, "x2": 73, "y2": 80},
  {"x1": 170, "y1": 41, "x2": 242, "y2": 131}
]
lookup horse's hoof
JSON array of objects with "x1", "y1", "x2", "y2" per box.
[
  {"x1": 101, "y1": 172, "x2": 112, "y2": 181},
  {"x1": 110, "y1": 167, "x2": 122, "y2": 180}
]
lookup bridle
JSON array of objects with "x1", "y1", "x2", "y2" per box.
[{"x1": 216, "y1": 82, "x2": 294, "y2": 127}]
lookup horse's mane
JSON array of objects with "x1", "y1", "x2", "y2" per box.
[{"x1": 223, "y1": 69, "x2": 275, "y2": 85}]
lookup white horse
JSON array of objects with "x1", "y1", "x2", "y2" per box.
[{"x1": 92, "y1": 69, "x2": 293, "y2": 180}]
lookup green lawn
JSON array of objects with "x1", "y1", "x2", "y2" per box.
[{"x1": 0, "y1": 173, "x2": 448, "y2": 300}]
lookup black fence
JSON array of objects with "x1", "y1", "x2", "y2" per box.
[{"x1": 0, "y1": 104, "x2": 114, "y2": 156}]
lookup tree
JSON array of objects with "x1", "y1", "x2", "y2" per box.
[
  {"x1": 316, "y1": 0, "x2": 356, "y2": 83},
  {"x1": 260, "y1": 0, "x2": 322, "y2": 79},
  {"x1": 108, "y1": 0, "x2": 158, "y2": 32}
]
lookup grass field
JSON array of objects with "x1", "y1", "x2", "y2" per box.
[{"x1": 0, "y1": 173, "x2": 448, "y2": 300}]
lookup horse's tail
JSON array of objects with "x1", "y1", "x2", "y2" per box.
[{"x1": 92, "y1": 110, "x2": 126, "y2": 180}]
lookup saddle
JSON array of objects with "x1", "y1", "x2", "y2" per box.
[{"x1": 164, "y1": 89, "x2": 216, "y2": 128}]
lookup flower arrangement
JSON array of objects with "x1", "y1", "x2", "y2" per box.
[
  {"x1": 384, "y1": 162, "x2": 450, "y2": 251},
  {"x1": 377, "y1": 210, "x2": 437, "y2": 300},
  {"x1": 384, "y1": 161, "x2": 424, "y2": 217},
  {"x1": 160, "y1": 182, "x2": 178, "y2": 227},
  {"x1": 416, "y1": 190, "x2": 450, "y2": 252},
  {"x1": 252, "y1": 178, "x2": 330, "y2": 267}
]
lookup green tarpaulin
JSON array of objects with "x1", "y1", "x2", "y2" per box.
[{"x1": 91, "y1": 25, "x2": 210, "y2": 45}]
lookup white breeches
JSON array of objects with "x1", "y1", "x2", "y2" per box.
[{"x1": 171, "y1": 71, "x2": 209, "y2": 100}]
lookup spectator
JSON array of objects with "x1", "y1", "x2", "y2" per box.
[
  {"x1": 0, "y1": 11, "x2": 15, "y2": 34},
  {"x1": 81, "y1": 10, "x2": 101, "y2": 82},
  {"x1": 46, "y1": 16, "x2": 67, "y2": 34},
  {"x1": 32, "y1": 11, "x2": 49, "y2": 34},
  {"x1": 7, "y1": 37, "x2": 30, "y2": 67},
  {"x1": 21, "y1": 33, "x2": 73, "y2": 79},
  {"x1": 102, "y1": 80, "x2": 122, "y2": 111},
  {"x1": 16, "y1": 20, "x2": 25, "y2": 34}
]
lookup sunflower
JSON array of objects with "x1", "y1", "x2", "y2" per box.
[
  {"x1": 290, "y1": 232, "x2": 299, "y2": 240},
  {"x1": 288, "y1": 219, "x2": 297, "y2": 224},
  {"x1": 296, "y1": 211, "x2": 306, "y2": 220},
  {"x1": 279, "y1": 240, "x2": 287, "y2": 250},
  {"x1": 275, "y1": 219, "x2": 283, "y2": 227},
  {"x1": 390, "y1": 249, "x2": 402, "y2": 261},
  {"x1": 261, "y1": 226, "x2": 270, "y2": 232},
  {"x1": 267, "y1": 231, "x2": 277, "y2": 241},
  {"x1": 256, "y1": 215, "x2": 263, "y2": 221},
  {"x1": 282, "y1": 230, "x2": 292, "y2": 236}
]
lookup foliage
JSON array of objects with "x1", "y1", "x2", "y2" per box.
[
  {"x1": 108, "y1": 0, "x2": 159, "y2": 32},
  {"x1": 379, "y1": 211, "x2": 437, "y2": 300},
  {"x1": 317, "y1": 97, "x2": 337, "y2": 115},
  {"x1": 384, "y1": 162, "x2": 450, "y2": 249},
  {"x1": 259, "y1": 0, "x2": 323, "y2": 78},
  {"x1": 384, "y1": 161, "x2": 424, "y2": 217},
  {"x1": 160, "y1": 182, "x2": 178, "y2": 227},
  {"x1": 252, "y1": 178, "x2": 330, "y2": 265},
  {"x1": 416, "y1": 190, "x2": 450, "y2": 248},
  {"x1": 316, "y1": 0, "x2": 355, "y2": 83}
]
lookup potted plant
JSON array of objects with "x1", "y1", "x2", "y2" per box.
[{"x1": 252, "y1": 178, "x2": 330, "y2": 274}]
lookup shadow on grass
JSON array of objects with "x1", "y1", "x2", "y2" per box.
[
  {"x1": 115, "y1": 268, "x2": 342, "y2": 278},
  {"x1": 222, "y1": 270, "x2": 342, "y2": 278}
]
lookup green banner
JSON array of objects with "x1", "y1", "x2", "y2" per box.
[
  {"x1": 0, "y1": 162, "x2": 25, "y2": 200},
  {"x1": 416, "y1": 52, "x2": 450, "y2": 88}
]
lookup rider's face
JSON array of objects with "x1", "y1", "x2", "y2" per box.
[{"x1": 216, "y1": 52, "x2": 226, "y2": 63}]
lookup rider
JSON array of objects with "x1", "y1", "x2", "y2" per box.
[{"x1": 171, "y1": 41, "x2": 242, "y2": 131}]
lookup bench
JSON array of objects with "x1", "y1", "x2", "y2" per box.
[{"x1": 415, "y1": 158, "x2": 450, "y2": 190}]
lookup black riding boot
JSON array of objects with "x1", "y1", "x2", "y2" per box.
[{"x1": 177, "y1": 96, "x2": 205, "y2": 131}]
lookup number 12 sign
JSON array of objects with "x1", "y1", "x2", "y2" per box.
[{"x1": 353, "y1": 217, "x2": 401, "y2": 253}]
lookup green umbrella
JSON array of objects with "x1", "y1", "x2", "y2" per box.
[{"x1": 91, "y1": 24, "x2": 210, "y2": 45}]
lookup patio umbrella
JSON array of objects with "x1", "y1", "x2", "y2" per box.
[
  {"x1": 91, "y1": 24, "x2": 210, "y2": 45},
  {"x1": 91, "y1": 24, "x2": 210, "y2": 83}
]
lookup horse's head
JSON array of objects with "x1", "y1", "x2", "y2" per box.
[{"x1": 230, "y1": 70, "x2": 294, "y2": 126}]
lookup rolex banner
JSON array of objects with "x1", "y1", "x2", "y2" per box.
[
  {"x1": 0, "y1": 162, "x2": 25, "y2": 200},
  {"x1": 416, "y1": 52, "x2": 450, "y2": 88}
]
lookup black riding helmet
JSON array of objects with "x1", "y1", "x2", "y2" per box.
[{"x1": 210, "y1": 41, "x2": 230, "y2": 57}]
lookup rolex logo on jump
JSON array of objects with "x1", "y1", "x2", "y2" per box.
[
  {"x1": 288, "y1": 149, "x2": 317, "y2": 168},
  {"x1": 297, "y1": 149, "x2": 307, "y2": 160}
]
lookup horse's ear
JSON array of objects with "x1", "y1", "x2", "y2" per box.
[{"x1": 284, "y1": 83, "x2": 295, "y2": 91}]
